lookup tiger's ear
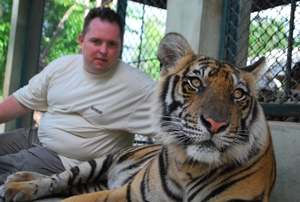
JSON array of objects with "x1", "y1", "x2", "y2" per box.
[
  {"x1": 241, "y1": 57, "x2": 267, "y2": 81},
  {"x1": 157, "y1": 32, "x2": 194, "y2": 76}
]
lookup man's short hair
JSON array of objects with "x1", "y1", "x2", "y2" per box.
[{"x1": 82, "y1": 7, "x2": 124, "y2": 42}]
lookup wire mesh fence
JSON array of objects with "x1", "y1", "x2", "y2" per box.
[
  {"x1": 117, "y1": 0, "x2": 166, "y2": 82},
  {"x1": 225, "y1": 0, "x2": 300, "y2": 103},
  {"x1": 221, "y1": 0, "x2": 300, "y2": 122},
  {"x1": 251, "y1": 1, "x2": 300, "y2": 104}
]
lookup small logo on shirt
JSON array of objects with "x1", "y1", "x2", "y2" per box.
[{"x1": 91, "y1": 106, "x2": 103, "y2": 115}]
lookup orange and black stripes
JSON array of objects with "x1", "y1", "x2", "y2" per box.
[{"x1": 0, "y1": 33, "x2": 275, "y2": 202}]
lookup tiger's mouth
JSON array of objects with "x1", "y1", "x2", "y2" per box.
[
  {"x1": 177, "y1": 133, "x2": 219, "y2": 151},
  {"x1": 185, "y1": 137, "x2": 223, "y2": 164},
  {"x1": 196, "y1": 140, "x2": 217, "y2": 152}
]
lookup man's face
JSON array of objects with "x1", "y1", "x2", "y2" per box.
[{"x1": 78, "y1": 18, "x2": 123, "y2": 74}]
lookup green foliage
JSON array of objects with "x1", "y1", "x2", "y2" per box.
[
  {"x1": 41, "y1": 0, "x2": 115, "y2": 65},
  {"x1": 0, "y1": 0, "x2": 12, "y2": 97},
  {"x1": 137, "y1": 17, "x2": 164, "y2": 81},
  {"x1": 248, "y1": 17, "x2": 298, "y2": 56},
  {"x1": 0, "y1": 0, "x2": 101, "y2": 99},
  {"x1": 126, "y1": 5, "x2": 164, "y2": 81},
  {"x1": 41, "y1": 0, "x2": 86, "y2": 65}
]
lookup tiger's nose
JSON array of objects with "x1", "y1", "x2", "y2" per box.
[{"x1": 203, "y1": 117, "x2": 228, "y2": 133}]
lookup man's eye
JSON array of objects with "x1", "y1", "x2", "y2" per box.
[
  {"x1": 92, "y1": 40, "x2": 100, "y2": 44},
  {"x1": 108, "y1": 42, "x2": 118, "y2": 47}
]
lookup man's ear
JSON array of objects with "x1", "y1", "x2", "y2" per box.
[{"x1": 78, "y1": 34, "x2": 83, "y2": 48}]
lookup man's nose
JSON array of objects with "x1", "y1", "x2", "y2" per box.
[{"x1": 99, "y1": 44, "x2": 108, "y2": 54}]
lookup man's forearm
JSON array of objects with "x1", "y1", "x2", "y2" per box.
[{"x1": 0, "y1": 95, "x2": 31, "y2": 123}]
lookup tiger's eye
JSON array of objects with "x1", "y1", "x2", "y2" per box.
[
  {"x1": 191, "y1": 78, "x2": 201, "y2": 88},
  {"x1": 233, "y1": 89, "x2": 243, "y2": 99}
]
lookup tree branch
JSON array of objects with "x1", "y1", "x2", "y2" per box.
[{"x1": 39, "y1": 0, "x2": 81, "y2": 68}]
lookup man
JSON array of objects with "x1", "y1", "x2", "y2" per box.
[{"x1": 0, "y1": 7, "x2": 156, "y2": 184}]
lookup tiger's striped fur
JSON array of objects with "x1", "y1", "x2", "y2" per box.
[{"x1": 0, "y1": 33, "x2": 276, "y2": 202}]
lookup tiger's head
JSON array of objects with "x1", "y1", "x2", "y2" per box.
[{"x1": 154, "y1": 32, "x2": 269, "y2": 167}]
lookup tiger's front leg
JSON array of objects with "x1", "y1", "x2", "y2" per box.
[
  {"x1": 0, "y1": 155, "x2": 110, "y2": 202},
  {"x1": 0, "y1": 170, "x2": 75, "y2": 202},
  {"x1": 0, "y1": 172, "x2": 49, "y2": 202},
  {"x1": 5, "y1": 171, "x2": 47, "y2": 183}
]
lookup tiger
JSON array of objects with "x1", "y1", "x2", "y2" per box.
[{"x1": 0, "y1": 32, "x2": 276, "y2": 202}]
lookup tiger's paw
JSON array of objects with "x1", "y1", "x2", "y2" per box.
[
  {"x1": 0, "y1": 182, "x2": 39, "y2": 202},
  {"x1": 5, "y1": 171, "x2": 47, "y2": 183}
]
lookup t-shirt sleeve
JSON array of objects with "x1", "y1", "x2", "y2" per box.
[{"x1": 13, "y1": 61, "x2": 54, "y2": 112}]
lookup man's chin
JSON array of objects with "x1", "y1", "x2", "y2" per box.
[{"x1": 95, "y1": 65, "x2": 114, "y2": 74}]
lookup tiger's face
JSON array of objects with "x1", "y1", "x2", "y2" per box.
[{"x1": 154, "y1": 33, "x2": 268, "y2": 167}]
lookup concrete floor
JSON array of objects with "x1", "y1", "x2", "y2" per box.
[{"x1": 268, "y1": 121, "x2": 300, "y2": 202}]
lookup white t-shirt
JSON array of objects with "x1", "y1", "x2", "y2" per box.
[{"x1": 14, "y1": 54, "x2": 157, "y2": 169}]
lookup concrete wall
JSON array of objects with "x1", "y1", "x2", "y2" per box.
[
  {"x1": 165, "y1": 0, "x2": 223, "y2": 58},
  {"x1": 164, "y1": 0, "x2": 252, "y2": 66},
  {"x1": 268, "y1": 121, "x2": 300, "y2": 201}
]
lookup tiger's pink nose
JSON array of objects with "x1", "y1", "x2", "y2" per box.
[{"x1": 205, "y1": 117, "x2": 227, "y2": 133}]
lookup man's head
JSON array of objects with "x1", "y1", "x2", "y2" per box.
[
  {"x1": 78, "y1": 7, "x2": 124, "y2": 74},
  {"x1": 82, "y1": 7, "x2": 124, "y2": 42}
]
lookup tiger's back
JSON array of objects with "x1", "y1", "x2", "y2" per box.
[{"x1": 0, "y1": 33, "x2": 276, "y2": 202}]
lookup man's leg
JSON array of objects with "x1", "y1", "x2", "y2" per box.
[
  {"x1": 0, "y1": 127, "x2": 40, "y2": 155},
  {"x1": 0, "y1": 146, "x2": 65, "y2": 184},
  {"x1": 0, "y1": 128, "x2": 65, "y2": 184}
]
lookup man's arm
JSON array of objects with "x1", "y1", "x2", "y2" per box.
[{"x1": 0, "y1": 95, "x2": 31, "y2": 123}]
